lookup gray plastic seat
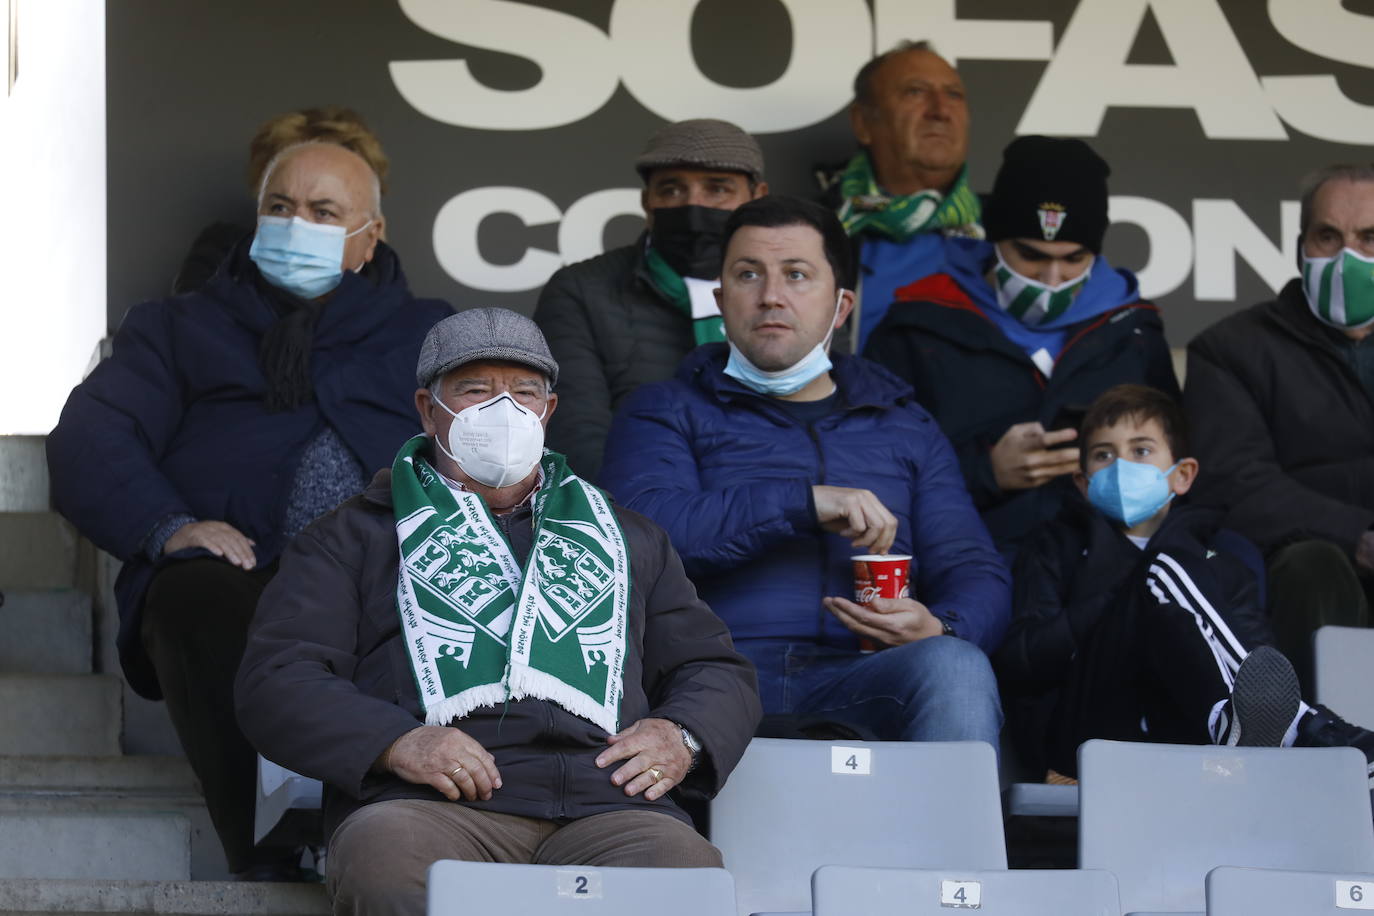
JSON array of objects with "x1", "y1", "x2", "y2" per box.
[
  {"x1": 254, "y1": 755, "x2": 322, "y2": 847},
  {"x1": 426, "y1": 861, "x2": 735, "y2": 915},
  {"x1": 1078, "y1": 739, "x2": 1374, "y2": 915},
  {"x1": 1314, "y1": 625, "x2": 1374, "y2": 728},
  {"x1": 811, "y1": 865, "x2": 1119, "y2": 915},
  {"x1": 710, "y1": 738, "x2": 1006, "y2": 916},
  {"x1": 1206, "y1": 865, "x2": 1374, "y2": 914}
]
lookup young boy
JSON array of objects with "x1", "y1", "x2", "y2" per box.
[{"x1": 995, "y1": 383, "x2": 1373, "y2": 779}]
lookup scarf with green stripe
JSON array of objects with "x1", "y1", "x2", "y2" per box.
[
  {"x1": 643, "y1": 247, "x2": 727, "y2": 345},
  {"x1": 836, "y1": 151, "x2": 982, "y2": 242},
  {"x1": 392, "y1": 435, "x2": 630, "y2": 734}
]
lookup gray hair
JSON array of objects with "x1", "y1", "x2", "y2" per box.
[
  {"x1": 256, "y1": 140, "x2": 383, "y2": 220},
  {"x1": 1299, "y1": 163, "x2": 1374, "y2": 235},
  {"x1": 852, "y1": 39, "x2": 942, "y2": 109}
]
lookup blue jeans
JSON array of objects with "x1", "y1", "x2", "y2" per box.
[{"x1": 736, "y1": 637, "x2": 1002, "y2": 747}]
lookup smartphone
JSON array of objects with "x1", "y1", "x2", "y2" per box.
[{"x1": 1048, "y1": 405, "x2": 1087, "y2": 447}]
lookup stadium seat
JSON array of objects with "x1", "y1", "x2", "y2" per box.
[
  {"x1": 1206, "y1": 865, "x2": 1374, "y2": 915},
  {"x1": 1078, "y1": 739, "x2": 1374, "y2": 915},
  {"x1": 811, "y1": 864, "x2": 1119, "y2": 915},
  {"x1": 426, "y1": 861, "x2": 736, "y2": 915},
  {"x1": 254, "y1": 755, "x2": 322, "y2": 847},
  {"x1": 710, "y1": 738, "x2": 1006, "y2": 916},
  {"x1": 1314, "y1": 625, "x2": 1374, "y2": 729}
]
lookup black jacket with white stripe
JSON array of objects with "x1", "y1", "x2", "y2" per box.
[{"x1": 995, "y1": 497, "x2": 1274, "y2": 698}]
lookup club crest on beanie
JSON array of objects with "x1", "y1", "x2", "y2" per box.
[{"x1": 984, "y1": 136, "x2": 1111, "y2": 253}]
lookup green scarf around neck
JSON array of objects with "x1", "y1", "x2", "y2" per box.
[
  {"x1": 836, "y1": 151, "x2": 982, "y2": 243},
  {"x1": 391, "y1": 435, "x2": 630, "y2": 734},
  {"x1": 643, "y1": 247, "x2": 727, "y2": 345}
]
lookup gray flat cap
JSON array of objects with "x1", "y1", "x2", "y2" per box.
[
  {"x1": 634, "y1": 118, "x2": 764, "y2": 184},
  {"x1": 416, "y1": 308, "x2": 559, "y2": 388}
]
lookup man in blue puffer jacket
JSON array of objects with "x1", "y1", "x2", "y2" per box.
[{"x1": 601, "y1": 196, "x2": 1009, "y2": 746}]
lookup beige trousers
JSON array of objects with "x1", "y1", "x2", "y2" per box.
[{"x1": 327, "y1": 800, "x2": 722, "y2": 916}]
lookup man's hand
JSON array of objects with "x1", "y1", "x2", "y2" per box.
[
  {"x1": 382, "y1": 725, "x2": 502, "y2": 802},
  {"x1": 990, "y1": 422, "x2": 1080, "y2": 492},
  {"x1": 823, "y1": 595, "x2": 944, "y2": 647},
  {"x1": 164, "y1": 520, "x2": 257, "y2": 569},
  {"x1": 812, "y1": 486, "x2": 898, "y2": 555},
  {"x1": 595, "y1": 717, "x2": 692, "y2": 801},
  {"x1": 1356, "y1": 531, "x2": 1374, "y2": 574}
]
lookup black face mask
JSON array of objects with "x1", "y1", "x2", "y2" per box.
[{"x1": 649, "y1": 205, "x2": 734, "y2": 279}]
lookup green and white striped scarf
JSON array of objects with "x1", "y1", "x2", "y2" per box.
[
  {"x1": 993, "y1": 248, "x2": 1092, "y2": 327},
  {"x1": 1303, "y1": 249, "x2": 1374, "y2": 330},
  {"x1": 836, "y1": 151, "x2": 982, "y2": 242},
  {"x1": 391, "y1": 435, "x2": 630, "y2": 733}
]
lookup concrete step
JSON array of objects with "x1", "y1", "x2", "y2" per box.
[
  {"x1": 0, "y1": 675, "x2": 121, "y2": 756},
  {"x1": 0, "y1": 755, "x2": 197, "y2": 794},
  {"x1": 0, "y1": 512, "x2": 79, "y2": 589},
  {"x1": 0, "y1": 436, "x2": 50, "y2": 512},
  {"x1": 0, "y1": 812, "x2": 191, "y2": 880},
  {"x1": 0, "y1": 879, "x2": 328, "y2": 915},
  {"x1": 1, "y1": 590, "x2": 93, "y2": 674},
  {"x1": 0, "y1": 756, "x2": 231, "y2": 882}
]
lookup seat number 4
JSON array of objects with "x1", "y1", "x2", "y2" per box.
[{"x1": 941, "y1": 879, "x2": 981, "y2": 908}]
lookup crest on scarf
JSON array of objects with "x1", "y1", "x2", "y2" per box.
[
  {"x1": 532, "y1": 526, "x2": 615, "y2": 641},
  {"x1": 1037, "y1": 202, "x2": 1066, "y2": 241},
  {"x1": 405, "y1": 524, "x2": 514, "y2": 646}
]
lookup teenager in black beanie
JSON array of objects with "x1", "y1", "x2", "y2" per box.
[{"x1": 863, "y1": 135, "x2": 1179, "y2": 559}]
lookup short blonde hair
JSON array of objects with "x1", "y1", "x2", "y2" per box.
[{"x1": 246, "y1": 106, "x2": 390, "y2": 196}]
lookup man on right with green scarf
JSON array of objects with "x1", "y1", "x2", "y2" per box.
[{"x1": 820, "y1": 40, "x2": 982, "y2": 352}]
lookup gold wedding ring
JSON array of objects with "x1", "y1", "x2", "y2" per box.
[
  {"x1": 449, "y1": 765, "x2": 465, "y2": 780},
  {"x1": 648, "y1": 766, "x2": 664, "y2": 782}
]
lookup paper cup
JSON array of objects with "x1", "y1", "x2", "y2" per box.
[{"x1": 851, "y1": 554, "x2": 912, "y2": 652}]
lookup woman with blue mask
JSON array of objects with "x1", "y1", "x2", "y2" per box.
[
  {"x1": 47, "y1": 140, "x2": 452, "y2": 880},
  {"x1": 864, "y1": 136, "x2": 1179, "y2": 560}
]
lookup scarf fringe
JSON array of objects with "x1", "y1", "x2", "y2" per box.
[
  {"x1": 506, "y1": 664, "x2": 619, "y2": 736},
  {"x1": 423, "y1": 683, "x2": 510, "y2": 727}
]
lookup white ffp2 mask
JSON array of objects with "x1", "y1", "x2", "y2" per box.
[{"x1": 433, "y1": 392, "x2": 546, "y2": 489}]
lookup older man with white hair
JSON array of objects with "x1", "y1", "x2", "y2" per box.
[
  {"x1": 48, "y1": 140, "x2": 453, "y2": 878},
  {"x1": 236, "y1": 308, "x2": 759, "y2": 916}
]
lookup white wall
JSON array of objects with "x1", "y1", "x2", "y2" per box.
[{"x1": 0, "y1": 0, "x2": 106, "y2": 435}]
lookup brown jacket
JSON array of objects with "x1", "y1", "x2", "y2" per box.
[{"x1": 235, "y1": 468, "x2": 761, "y2": 838}]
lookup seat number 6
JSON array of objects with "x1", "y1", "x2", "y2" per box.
[{"x1": 1337, "y1": 880, "x2": 1374, "y2": 909}]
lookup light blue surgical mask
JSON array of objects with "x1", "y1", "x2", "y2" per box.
[
  {"x1": 249, "y1": 215, "x2": 372, "y2": 299},
  {"x1": 1087, "y1": 458, "x2": 1178, "y2": 528},
  {"x1": 724, "y1": 291, "x2": 845, "y2": 397}
]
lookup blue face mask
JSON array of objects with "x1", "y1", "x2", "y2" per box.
[
  {"x1": 249, "y1": 215, "x2": 372, "y2": 299},
  {"x1": 1087, "y1": 458, "x2": 1178, "y2": 528},
  {"x1": 724, "y1": 291, "x2": 844, "y2": 397}
]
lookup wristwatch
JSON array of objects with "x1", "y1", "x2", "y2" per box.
[{"x1": 673, "y1": 721, "x2": 702, "y2": 773}]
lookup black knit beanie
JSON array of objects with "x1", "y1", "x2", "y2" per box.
[{"x1": 983, "y1": 136, "x2": 1111, "y2": 253}]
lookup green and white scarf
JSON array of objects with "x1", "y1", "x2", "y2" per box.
[
  {"x1": 836, "y1": 151, "x2": 982, "y2": 243},
  {"x1": 392, "y1": 435, "x2": 630, "y2": 734},
  {"x1": 643, "y1": 247, "x2": 727, "y2": 345}
]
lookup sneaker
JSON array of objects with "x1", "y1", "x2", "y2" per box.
[
  {"x1": 1296, "y1": 704, "x2": 1374, "y2": 785},
  {"x1": 1216, "y1": 646, "x2": 1302, "y2": 747}
]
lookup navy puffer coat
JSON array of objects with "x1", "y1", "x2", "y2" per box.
[{"x1": 47, "y1": 241, "x2": 453, "y2": 698}]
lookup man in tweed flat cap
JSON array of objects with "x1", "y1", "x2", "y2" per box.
[
  {"x1": 238, "y1": 307, "x2": 760, "y2": 916},
  {"x1": 534, "y1": 119, "x2": 769, "y2": 480}
]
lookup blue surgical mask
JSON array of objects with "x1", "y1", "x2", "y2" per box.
[
  {"x1": 724, "y1": 291, "x2": 845, "y2": 397},
  {"x1": 249, "y1": 215, "x2": 372, "y2": 299},
  {"x1": 1087, "y1": 458, "x2": 1178, "y2": 528}
]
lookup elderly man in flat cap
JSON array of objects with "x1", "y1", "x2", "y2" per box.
[
  {"x1": 534, "y1": 118, "x2": 769, "y2": 479},
  {"x1": 236, "y1": 307, "x2": 760, "y2": 916}
]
